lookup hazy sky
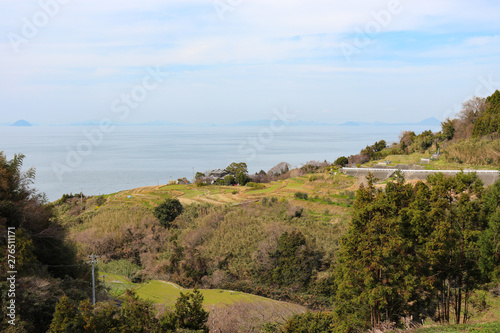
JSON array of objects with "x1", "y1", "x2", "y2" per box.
[{"x1": 1, "y1": 0, "x2": 499, "y2": 125}]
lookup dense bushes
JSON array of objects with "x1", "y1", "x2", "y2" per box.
[
  {"x1": 154, "y1": 198, "x2": 183, "y2": 228},
  {"x1": 443, "y1": 136, "x2": 500, "y2": 165},
  {"x1": 294, "y1": 192, "x2": 308, "y2": 200},
  {"x1": 161, "y1": 201, "x2": 342, "y2": 308},
  {"x1": 48, "y1": 289, "x2": 209, "y2": 333},
  {"x1": 334, "y1": 156, "x2": 348, "y2": 167},
  {"x1": 99, "y1": 259, "x2": 141, "y2": 281},
  {"x1": 0, "y1": 153, "x2": 89, "y2": 332},
  {"x1": 282, "y1": 312, "x2": 336, "y2": 333},
  {"x1": 270, "y1": 231, "x2": 321, "y2": 288}
]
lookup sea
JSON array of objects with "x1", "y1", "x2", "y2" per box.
[{"x1": 0, "y1": 125, "x2": 439, "y2": 202}]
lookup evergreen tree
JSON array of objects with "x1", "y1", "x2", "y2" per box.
[
  {"x1": 472, "y1": 90, "x2": 500, "y2": 137},
  {"x1": 120, "y1": 290, "x2": 158, "y2": 332},
  {"x1": 154, "y1": 198, "x2": 183, "y2": 228},
  {"x1": 47, "y1": 296, "x2": 80, "y2": 333},
  {"x1": 479, "y1": 179, "x2": 500, "y2": 281},
  {"x1": 334, "y1": 172, "x2": 488, "y2": 330},
  {"x1": 271, "y1": 231, "x2": 321, "y2": 288},
  {"x1": 172, "y1": 289, "x2": 209, "y2": 332}
]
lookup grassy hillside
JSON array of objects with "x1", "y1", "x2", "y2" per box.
[
  {"x1": 100, "y1": 269, "x2": 308, "y2": 332},
  {"x1": 102, "y1": 270, "x2": 305, "y2": 309},
  {"x1": 53, "y1": 171, "x2": 356, "y2": 312},
  {"x1": 52, "y1": 162, "x2": 500, "y2": 332},
  {"x1": 97, "y1": 171, "x2": 356, "y2": 206}
]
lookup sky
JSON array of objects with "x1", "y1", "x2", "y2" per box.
[{"x1": 1, "y1": 0, "x2": 500, "y2": 125}]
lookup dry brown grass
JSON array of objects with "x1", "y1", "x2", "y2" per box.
[{"x1": 444, "y1": 138, "x2": 500, "y2": 165}]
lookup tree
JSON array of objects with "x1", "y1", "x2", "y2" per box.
[
  {"x1": 416, "y1": 130, "x2": 435, "y2": 152},
  {"x1": 268, "y1": 162, "x2": 291, "y2": 176},
  {"x1": 473, "y1": 90, "x2": 500, "y2": 137},
  {"x1": 163, "y1": 289, "x2": 209, "y2": 332},
  {"x1": 459, "y1": 96, "x2": 486, "y2": 123},
  {"x1": 223, "y1": 175, "x2": 235, "y2": 186},
  {"x1": 399, "y1": 131, "x2": 416, "y2": 146},
  {"x1": 335, "y1": 173, "x2": 414, "y2": 330},
  {"x1": 441, "y1": 118, "x2": 455, "y2": 140},
  {"x1": 334, "y1": 172, "x2": 487, "y2": 330},
  {"x1": 372, "y1": 140, "x2": 387, "y2": 152},
  {"x1": 195, "y1": 172, "x2": 205, "y2": 179},
  {"x1": 479, "y1": 179, "x2": 500, "y2": 281},
  {"x1": 271, "y1": 231, "x2": 320, "y2": 288},
  {"x1": 154, "y1": 198, "x2": 183, "y2": 228},
  {"x1": 47, "y1": 296, "x2": 80, "y2": 333},
  {"x1": 236, "y1": 172, "x2": 250, "y2": 185},
  {"x1": 424, "y1": 172, "x2": 484, "y2": 324},
  {"x1": 1, "y1": 153, "x2": 86, "y2": 332},
  {"x1": 49, "y1": 291, "x2": 158, "y2": 332},
  {"x1": 334, "y1": 156, "x2": 348, "y2": 167},
  {"x1": 226, "y1": 162, "x2": 248, "y2": 176},
  {"x1": 283, "y1": 312, "x2": 335, "y2": 333},
  {"x1": 120, "y1": 290, "x2": 158, "y2": 332}
]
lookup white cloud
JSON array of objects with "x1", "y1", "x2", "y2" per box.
[{"x1": 0, "y1": 0, "x2": 499, "y2": 124}]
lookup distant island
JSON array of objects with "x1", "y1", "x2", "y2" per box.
[{"x1": 11, "y1": 119, "x2": 32, "y2": 127}]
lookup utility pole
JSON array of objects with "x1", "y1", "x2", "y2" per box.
[{"x1": 87, "y1": 254, "x2": 100, "y2": 305}]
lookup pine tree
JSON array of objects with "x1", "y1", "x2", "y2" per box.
[{"x1": 47, "y1": 296, "x2": 80, "y2": 333}]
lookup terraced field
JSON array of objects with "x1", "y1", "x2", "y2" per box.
[
  {"x1": 103, "y1": 272, "x2": 306, "y2": 312},
  {"x1": 99, "y1": 172, "x2": 357, "y2": 210}
]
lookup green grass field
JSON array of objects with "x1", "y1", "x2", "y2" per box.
[
  {"x1": 103, "y1": 273, "x2": 306, "y2": 313},
  {"x1": 134, "y1": 280, "x2": 272, "y2": 307}
]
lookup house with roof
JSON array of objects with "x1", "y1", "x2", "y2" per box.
[{"x1": 206, "y1": 169, "x2": 230, "y2": 184}]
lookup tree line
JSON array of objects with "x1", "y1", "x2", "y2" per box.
[
  {"x1": 333, "y1": 90, "x2": 500, "y2": 167},
  {"x1": 333, "y1": 171, "x2": 500, "y2": 331}
]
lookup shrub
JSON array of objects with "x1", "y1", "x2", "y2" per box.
[
  {"x1": 294, "y1": 192, "x2": 308, "y2": 200},
  {"x1": 99, "y1": 259, "x2": 141, "y2": 280},
  {"x1": 223, "y1": 175, "x2": 235, "y2": 186},
  {"x1": 247, "y1": 182, "x2": 266, "y2": 189},
  {"x1": 95, "y1": 195, "x2": 106, "y2": 206},
  {"x1": 444, "y1": 138, "x2": 500, "y2": 165},
  {"x1": 334, "y1": 156, "x2": 349, "y2": 167},
  {"x1": 154, "y1": 198, "x2": 183, "y2": 228},
  {"x1": 283, "y1": 311, "x2": 335, "y2": 332},
  {"x1": 309, "y1": 175, "x2": 324, "y2": 181},
  {"x1": 196, "y1": 180, "x2": 208, "y2": 187}
]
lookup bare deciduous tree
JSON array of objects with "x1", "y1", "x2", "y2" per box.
[
  {"x1": 208, "y1": 301, "x2": 306, "y2": 333},
  {"x1": 458, "y1": 96, "x2": 486, "y2": 123}
]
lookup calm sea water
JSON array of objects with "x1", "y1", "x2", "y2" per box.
[{"x1": 0, "y1": 125, "x2": 438, "y2": 201}]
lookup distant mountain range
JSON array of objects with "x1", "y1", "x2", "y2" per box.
[
  {"x1": 1, "y1": 117, "x2": 442, "y2": 128},
  {"x1": 234, "y1": 117, "x2": 441, "y2": 127},
  {"x1": 338, "y1": 117, "x2": 441, "y2": 127}
]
